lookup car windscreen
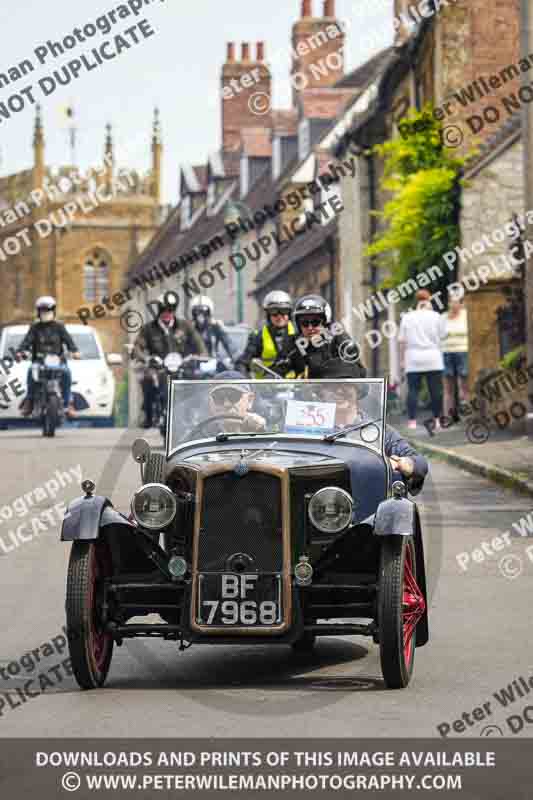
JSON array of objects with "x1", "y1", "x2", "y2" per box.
[
  {"x1": 168, "y1": 379, "x2": 386, "y2": 453},
  {"x1": 68, "y1": 332, "x2": 100, "y2": 360},
  {"x1": 2, "y1": 330, "x2": 100, "y2": 360},
  {"x1": 2, "y1": 332, "x2": 26, "y2": 356}
]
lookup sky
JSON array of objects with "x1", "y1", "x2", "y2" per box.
[{"x1": 0, "y1": 0, "x2": 393, "y2": 205}]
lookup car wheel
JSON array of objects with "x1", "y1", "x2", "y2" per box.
[
  {"x1": 378, "y1": 536, "x2": 425, "y2": 689},
  {"x1": 144, "y1": 452, "x2": 166, "y2": 484},
  {"x1": 291, "y1": 632, "x2": 316, "y2": 652},
  {"x1": 66, "y1": 540, "x2": 114, "y2": 689}
]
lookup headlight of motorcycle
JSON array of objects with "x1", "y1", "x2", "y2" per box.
[
  {"x1": 131, "y1": 483, "x2": 177, "y2": 530},
  {"x1": 308, "y1": 487, "x2": 353, "y2": 534}
]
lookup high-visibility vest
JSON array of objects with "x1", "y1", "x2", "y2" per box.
[{"x1": 253, "y1": 323, "x2": 296, "y2": 379}]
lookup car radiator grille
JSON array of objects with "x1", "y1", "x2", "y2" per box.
[{"x1": 197, "y1": 471, "x2": 283, "y2": 572}]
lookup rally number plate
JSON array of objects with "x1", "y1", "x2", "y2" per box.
[{"x1": 197, "y1": 574, "x2": 282, "y2": 626}]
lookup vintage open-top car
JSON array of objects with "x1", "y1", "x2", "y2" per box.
[{"x1": 61, "y1": 377, "x2": 429, "y2": 690}]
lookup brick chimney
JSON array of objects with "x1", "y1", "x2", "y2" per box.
[
  {"x1": 221, "y1": 41, "x2": 272, "y2": 152},
  {"x1": 291, "y1": 0, "x2": 345, "y2": 106}
]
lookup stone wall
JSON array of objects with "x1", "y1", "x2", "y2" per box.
[{"x1": 460, "y1": 135, "x2": 524, "y2": 386}]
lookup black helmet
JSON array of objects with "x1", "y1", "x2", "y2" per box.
[
  {"x1": 156, "y1": 291, "x2": 179, "y2": 316},
  {"x1": 293, "y1": 294, "x2": 331, "y2": 331}
]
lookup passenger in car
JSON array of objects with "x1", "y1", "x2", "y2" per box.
[{"x1": 316, "y1": 380, "x2": 428, "y2": 496}]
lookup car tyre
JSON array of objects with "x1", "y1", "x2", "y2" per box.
[
  {"x1": 378, "y1": 535, "x2": 424, "y2": 689},
  {"x1": 144, "y1": 452, "x2": 166, "y2": 484},
  {"x1": 66, "y1": 540, "x2": 114, "y2": 689}
]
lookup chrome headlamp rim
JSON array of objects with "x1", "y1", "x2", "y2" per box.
[
  {"x1": 308, "y1": 486, "x2": 354, "y2": 534},
  {"x1": 130, "y1": 482, "x2": 177, "y2": 530}
]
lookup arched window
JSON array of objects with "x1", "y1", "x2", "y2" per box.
[{"x1": 84, "y1": 249, "x2": 109, "y2": 302}]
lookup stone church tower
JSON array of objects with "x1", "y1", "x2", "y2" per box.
[{"x1": 0, "y1": 107, "x2": 164, "y2": 353}]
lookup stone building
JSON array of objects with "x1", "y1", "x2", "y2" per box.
[
  {"x1": 0, "y1": 106, "x2": 165, "y2": 354},
  {"x1": 333, "y1": 0, "x2": 523, "y2": 385}
]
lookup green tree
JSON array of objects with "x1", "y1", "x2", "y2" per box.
[{"x1": 365, "y1": 106, "x2": 468, "y2": 303}]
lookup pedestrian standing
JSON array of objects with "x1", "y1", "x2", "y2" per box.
[
  {"x1": 441, "y1": 294, "x2": 469, "y2": 417},
  {"x1": 398, "y1": 289, "x2": 447, "y2": 431}
]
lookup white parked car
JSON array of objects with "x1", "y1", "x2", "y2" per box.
[{"x1": 0, "y1": 324, "x2": 121, "y2": 427}]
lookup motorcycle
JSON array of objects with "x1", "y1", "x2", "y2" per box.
[
  {"x1": 158, "y1": 354, "x2": 229, "y2": 438},
  {"x1": 29, "y1": 352, "x2": 66, "y2": 437}
]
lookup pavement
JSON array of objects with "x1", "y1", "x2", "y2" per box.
[
  {"x1": 391, "y1": 415, "x2": 533, "y2": 498},
  {"x1": 1, "y1": 427, "x2": 533, "y2": 739}
]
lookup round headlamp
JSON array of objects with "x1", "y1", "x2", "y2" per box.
[
  {"x1": 308, "y1": 487, "x2": 353, "y2": 534},
  {"x1": 131, "y1": 483, "x2": 177, "y2": 530}
]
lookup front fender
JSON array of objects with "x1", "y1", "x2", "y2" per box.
[
  {"x1": 373, "y1": 498, "x2": 429, "y2": 647},
  {"x1": 61, "y1": 495, "x2": 134, "y2": 541},
  {"x1": 373, "y1": 497, "x2": 414, "y2": 537}
]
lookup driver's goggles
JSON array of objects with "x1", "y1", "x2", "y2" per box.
[
  {"x1": 269, "y1": 309, "x2": 289, "y2": 317},
  {"x1": 209, "y1": 387, "x2": 245, "y2": 405}
]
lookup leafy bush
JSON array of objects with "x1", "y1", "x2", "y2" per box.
[{"x1": 365, "y1": 106, "x2": 469, "y2": 301}]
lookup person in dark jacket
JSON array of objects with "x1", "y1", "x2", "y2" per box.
[
  {"x1": 17, "y1": 296, "x2": 80, "y2": 417},
  {"x1": 316, "y1": 376, "x2": 428, "y2": 495},
  {"x1": 190, "y1": 296, "x2": 233, "y2": 361},
  {"x1": 273, "y1": 294, "x2": 366, "y2": 380},
  {"x1": 235, "y1": 290, "x2": 297, "y2": 378},
  {"x1": 133, "y1": 292, "x2": 206, "y2": 428}
]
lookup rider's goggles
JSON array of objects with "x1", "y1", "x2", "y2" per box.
[
  {"x1": 269, "y1": 309, "x2": 289, "y2": 317},
  {"x1": 299, "y1": 317, "x2": 323, "y2": 329}
]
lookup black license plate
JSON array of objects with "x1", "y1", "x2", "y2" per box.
[{"x1": 197, "y1": 573, "x2": 282, "y2": 626}]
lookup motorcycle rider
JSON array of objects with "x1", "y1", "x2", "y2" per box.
[
  {"x1": 235, "y1": 290, "x2": 297, "y2": 378},
  {"x1": 274, "y1": 294, "x2": 366, "y2": 379},
  {"x1": 190, "y1": 295, "x2": 234, "y2": 362},
  {"x1": 17, "y1": 296, "x2": 80, "y2": 418},
  {"x1": 133, "y1": 292, "x2": 206, "y2": 428}
]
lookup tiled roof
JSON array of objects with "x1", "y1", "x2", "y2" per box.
[
  {"x1": 240, "y1": 127, "x2": 273, "y2": 157},
  {"x1": 335, "y1": 47, "x2": 394, "y2": 89},
  {"x1": 254, "y1": 217, "x2": 338, "y2": 290},
  {"x1": 298, "y1": 88, "x2": 356, "y2": 120}
]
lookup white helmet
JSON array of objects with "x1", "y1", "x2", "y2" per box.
[
  {"x1": 35, "y1": 296, "x2": 57, "y2": 321},
  {"x1": 263, "y1": 290, "x2": 292, "y2": 316},
  {"x1": 35, "y1": 295, "x2": 56, "y2": 313},
  {"x1": 190, "y1": 295, "x2": 214, "y2": 317}
]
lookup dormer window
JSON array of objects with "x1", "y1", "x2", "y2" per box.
[
  {"x1": 298, "y1": 118, "x2": 310, "y2": 161},
  {"x1": 181, "y1": 194, "x2": 191, "y2": 231},
  {"x1": 240, "y1": 155, "x2": 250, "y2": 197},
  {"x1": 272, "y1": 137, "x2": 282, "y2": 181},
  {"x1": 207, "y1": 181, "x2": 216, "y2": 212}
]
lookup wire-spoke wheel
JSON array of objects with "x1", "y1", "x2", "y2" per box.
[
  {"x1": 66, "y1": 540, "x2": 114, "y2": 689},
  {"x1": 378, "y1": 536, "x2": 425, "y2": 689}
]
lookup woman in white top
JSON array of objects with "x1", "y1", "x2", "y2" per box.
[{"x1": 441, "y1": 296, "x2": 469, "y2": 417}]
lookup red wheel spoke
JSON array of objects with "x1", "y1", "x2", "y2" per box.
[{"x1": 402, "y1": 549, "x2": 425, "y2": 660}]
